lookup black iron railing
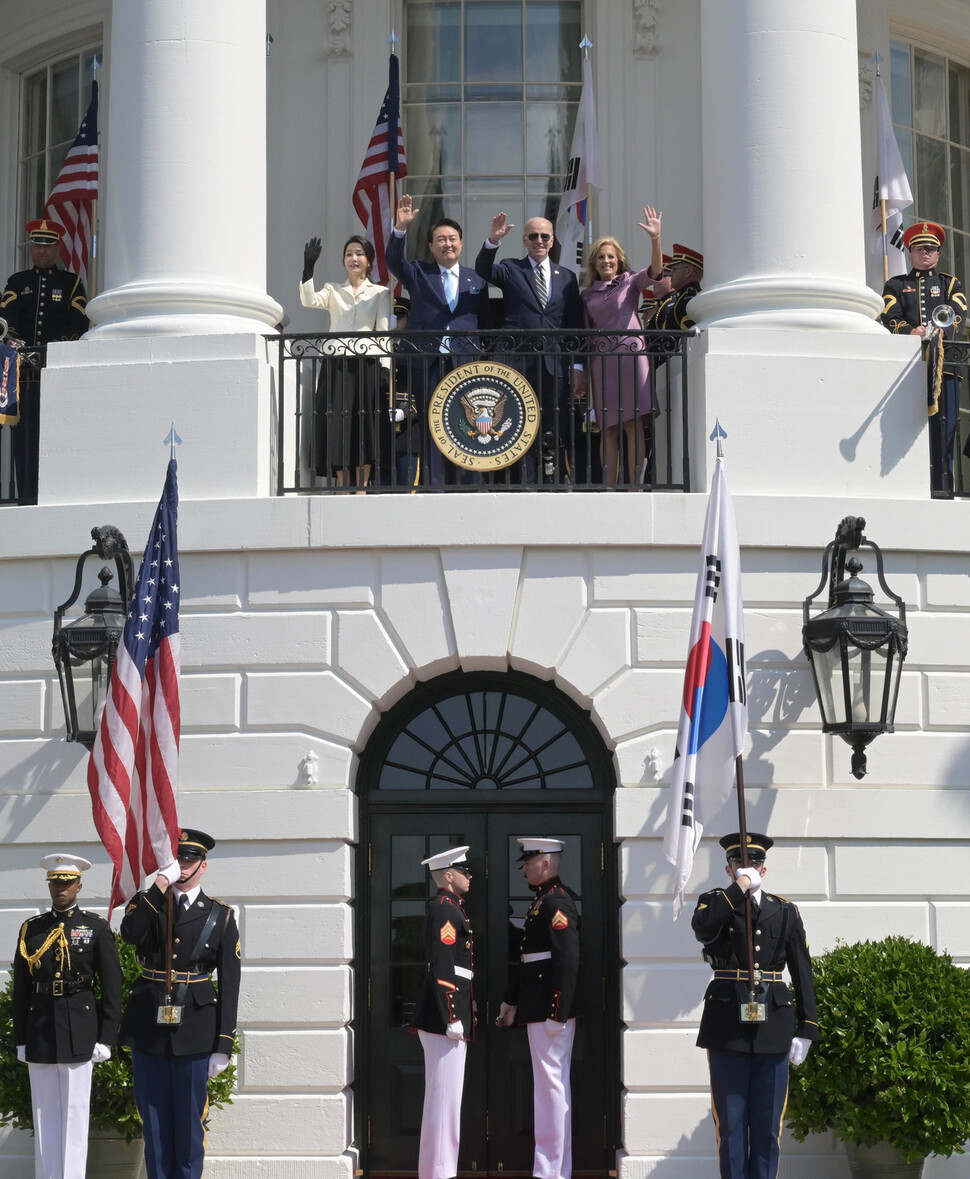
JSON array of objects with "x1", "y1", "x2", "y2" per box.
[
  {"x1": 943, "y1": 339, "x2": 970, "y2": 498},
  {"x1": 272, "y1": 328, "x2": 694, "y2": 493},
  {"x1": 0, "y1": 343, "x2": 46, "y2": 505}
]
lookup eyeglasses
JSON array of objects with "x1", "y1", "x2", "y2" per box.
[
  {"x1": 913, "y1": 245, "x2": 940, "y2": 253},
  {"x1": 527, "y1": 232, "x2": 552, "y2": 242}
]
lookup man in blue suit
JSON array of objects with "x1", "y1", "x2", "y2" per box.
[
  {"x1": 386, "y1": 195, "x2": 491, "y2": 485},
  {"x1": 475, "y1": 212, "x2": 584, "y2": 483}
]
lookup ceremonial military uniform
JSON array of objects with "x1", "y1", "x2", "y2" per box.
[
  {"x1": 0, "y1": 218, "x2": 89, "y2": 504},
  {"x1": 692, "y1": 833, "x2": 818, "y2": 1179},
  {"x1": 12, "y1": 852, "x2": 122, "y2": 1179},
  {"x1": 505, "y1": 876, "x2": 580, "y2": 1026},
  {"x1": 649, "y1": 279, "x2": 702, "y2": 335},
  {"x1": 880, "y1": 220, "x2": 967, "y2": 495},
  {"x1": 503, "y1": 838, "x2": 581, "y2": 1179},
  {"x1": 0, "y1": 265, "x2": 89, "y2": 346},
  {"x1": 411, "y1": 846, "x2": 475, "y2": 1179},
  {"x1": 411, "y1": 888, "x2": 475, "y2": 1039},
  {"x1": 119, "y1": 828, "x2": 240, "y2": 1179}
]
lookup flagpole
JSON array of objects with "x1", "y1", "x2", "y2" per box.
[
  {"x1": 90, "y1": 60, "x2": 99, "y2": 294},
  {"x1": 387, "y1": 31, "x2": 400, "y2": 238},
  {"x1": 580, "y1": 36, "x2": 593, "y2": 263},
  {"x1": 872, "y1": 52, "x2": 893, "y2": 285}
]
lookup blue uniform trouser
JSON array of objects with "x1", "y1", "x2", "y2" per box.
[
  {"x1": 132, "y1": 1050, "x2": 210, "y2": 1179},
  {"x1": 708, "y1": 1049, "x2": 789, "y2": 1179}
]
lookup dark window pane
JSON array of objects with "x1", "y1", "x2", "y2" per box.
[
  {"x1": 890, "y1": 41, "x2": 911, "y2": 127},
  {"x1": 407, "y1": 1, "x2": 461, "y2": 84},
  {"x1": 21, "y1": 155, "x2": 46, "y2": 224},
  {"x1": 894, "y1": 125, "x2": 914, "y2": 193},
  {"x1": 526, "y1": 100, "x2": 572, "y2": 174},
  {"x1": 914, "y1": 51, "x2": 946, "y2": 137},
  {"x1": 23, "y1": 73, "x2": 48, "y2": 158},
  {"x1": 375, "y1": 675, "x2": 599, "y2": 791},
  {"x1": 50, "y1": 58, "x2": 79, "y2": 148},
  {"x1": 915, "y1": 133, "x2": 948, "y2": 223},
  {"x1": 526, "y1": 1, "x2": 582, "y2": 84},
  {"x1": 466, "y1": 2, "x2": 522, "y2": 83},
  {"x1": 952, "y1": 146, "x2": 969, "y2": 233},
  {"x1": 391, "y1": 964, "x2": 425, "y2": 1027},
  {"x1": 404, "y1": 103, "x2": 462, "y2": 177}
]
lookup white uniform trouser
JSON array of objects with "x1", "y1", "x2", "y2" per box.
[
  {"x1": 417, "y1": 1029, "x2": 467, "y2": 1179},
  {"x1": 527, "y1": 1018, "x2": 577, "y2": 1179},
  {"x1": 27, "y1": 1060, "x2": 92, "y2": 1179}
]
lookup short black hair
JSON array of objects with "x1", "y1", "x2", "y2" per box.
[
  {"x1": 428, "y1": 217, "x2": 463, "y2": 243},
  {"x1": 342, "y1": 234, "x2": 376, "y2": 273}
]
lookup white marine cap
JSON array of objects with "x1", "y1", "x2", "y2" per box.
[
  {"x1": 40, "y1": 852, "x2": 93, "y2": 879},
  {"x1": 516, "y1": 837, "x2": 565, "y2": 861},
  {"x1": 421, "y1": 845, "x2": 471, "y2": 872}
]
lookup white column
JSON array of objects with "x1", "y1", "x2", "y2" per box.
[
  {"x1": 688, "y1": 0, "x2": 884, "y2": 331},
  {"x1": 86, "y1": 0, "x2": 281, "y2": 336}
]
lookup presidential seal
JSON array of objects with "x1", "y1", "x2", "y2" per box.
[{"x1": 428, "y1": 362, "x2": 540, "y2": 471}]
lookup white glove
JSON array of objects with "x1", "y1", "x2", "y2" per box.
[
  {"x1": 543, "y1": 1019, "x2": 566, "y2": 1038},
  {"x1": 388, "y1": 408, "x2": 406, "y2": 422},
  {"x1": 497, "y1": 1002, "x2": 517, "y2": 1027},
  {"x1": 789, "y1": 1037, "x2": 811, "y2": 1067},
  {"x1": 735, "y1": 867, "x2": 762, "y2": 894},
  {"x1": 16, "y1": 1045, "x2": 26, "y2": 1063},
  {"x1": 158, "y1": 860, "x2": 181, "y2": 885},
  {"x1": 445, "y1": 1021, "x2": 463, "y2": 1041},
  {"x1": 207, "y1": 1052, "x2": 231, "y2": 1078},
  {"x1": 91, "y1": 1043, "x2": 111, "y2": 1063}
]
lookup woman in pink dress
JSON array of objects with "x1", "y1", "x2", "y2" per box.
[{"x1": 581, "y1": 207, "x2": 666, "y2": 484}]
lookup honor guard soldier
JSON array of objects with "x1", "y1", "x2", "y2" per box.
[
  {"x1": 498, "y1": 838, "x2": 580, "y2": 1179},
  {"x1": 119, "y1": 829, "x2": 241, "y2": 1179},
  {"x1": 880, "y1": 221, "x2": 967, "y2": 496},
  {"x1": 0, "y1": 219, "x2": 89, "y2": 504},
  {"x1": 12, "y1": 853, "x2": 123, "y2": 1179},
  {"x1": 411, "y1": 845, "x2": 475, "y2": 1179},
  {"x1": 692, "y1": 833, "x2": 818, "y2": 1179}
]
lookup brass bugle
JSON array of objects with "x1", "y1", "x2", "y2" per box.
[{"x1": 931, "y1": 304, "x2": 956, "y2": 331}]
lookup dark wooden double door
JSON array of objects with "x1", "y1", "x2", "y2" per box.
[{"x1": 361, "y1": 808, "x2": 617, "y2": 1177}]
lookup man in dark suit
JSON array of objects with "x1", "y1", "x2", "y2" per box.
[
  {"x1": 411, "y1": 845, "x2": 475, "y2": 1179},
  {"x1": 120, "y1": 828, "x2": 241, "y2": 1179},
  {"x1": 475, "y1": 214, "x2": 584, "y2": 482},
  {"x1": 0, "y1": 218, "x2": 89, "y2": 504},
  {"x1": 692, "y1": 832, "x2": 818, "y2": 1179},
  {"x1": 386, "y1": 196, "x2": 491, "y2": 485},
  {"x1": 498, "y1": 837, "x2": 580, "y2": 1179},
  {"x1": 13, "y1": 852, "x2": 123, "y2": 1179}
]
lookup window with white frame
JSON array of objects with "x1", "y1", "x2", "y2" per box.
[
  {"x1": 403, "y1": 0, "x2": 582, "y2": 260},
  {"x1": 17, "y1": 44, "x2": 101, "y2": 273},
  {"x1": 890, "y1": 39, "x2": 970, "y2": 292}
]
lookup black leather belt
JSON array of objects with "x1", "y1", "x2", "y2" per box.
[{"x1": 33, "y1": 980, "x2": 91, "y2": 997}]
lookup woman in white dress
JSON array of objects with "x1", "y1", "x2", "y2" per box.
[{"x1": 300, "y1": 235, "x2": 391, "y2": 490}]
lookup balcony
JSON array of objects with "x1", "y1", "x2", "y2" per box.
[{"x1": 272, "y1": 328, "x2": 694, "y2": 494}]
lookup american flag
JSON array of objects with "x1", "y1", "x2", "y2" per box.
[
  {"x1": 44, "y1": 80, "x2": 99, "y2": 289},
  {"x1": 87, "y1": 459, "x2": 181, "y2": 915},
  {"x1": 352, "y1": 53, "x2": 407, "y2": 286}
]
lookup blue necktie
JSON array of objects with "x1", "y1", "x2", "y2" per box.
[{"x1": 442, "y1": 268, "x2": 457, "y2": 311}]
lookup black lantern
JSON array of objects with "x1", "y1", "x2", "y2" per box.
[
  {"x1": 802, "y1": 516, "x2": 908, "y2": 780},
  {"x1": 52, "y1": 526, "x2": 133, "y2": 748}
]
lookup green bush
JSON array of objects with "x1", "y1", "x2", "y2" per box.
[
  {"x1": 786, "y1": 935, "x2": 970, "y2": 1164},
  {"x1": 0, "y1": 933, "x2": 236, "y2": 1141}
]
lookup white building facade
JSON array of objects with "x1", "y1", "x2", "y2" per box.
[{"x1": 1, "y1": 1, "x2": 969, "y2": 1176}]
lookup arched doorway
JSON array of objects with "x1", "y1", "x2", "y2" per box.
[{"x1": 356, "y1": 670, "x2": 620, "y2": 1177}]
